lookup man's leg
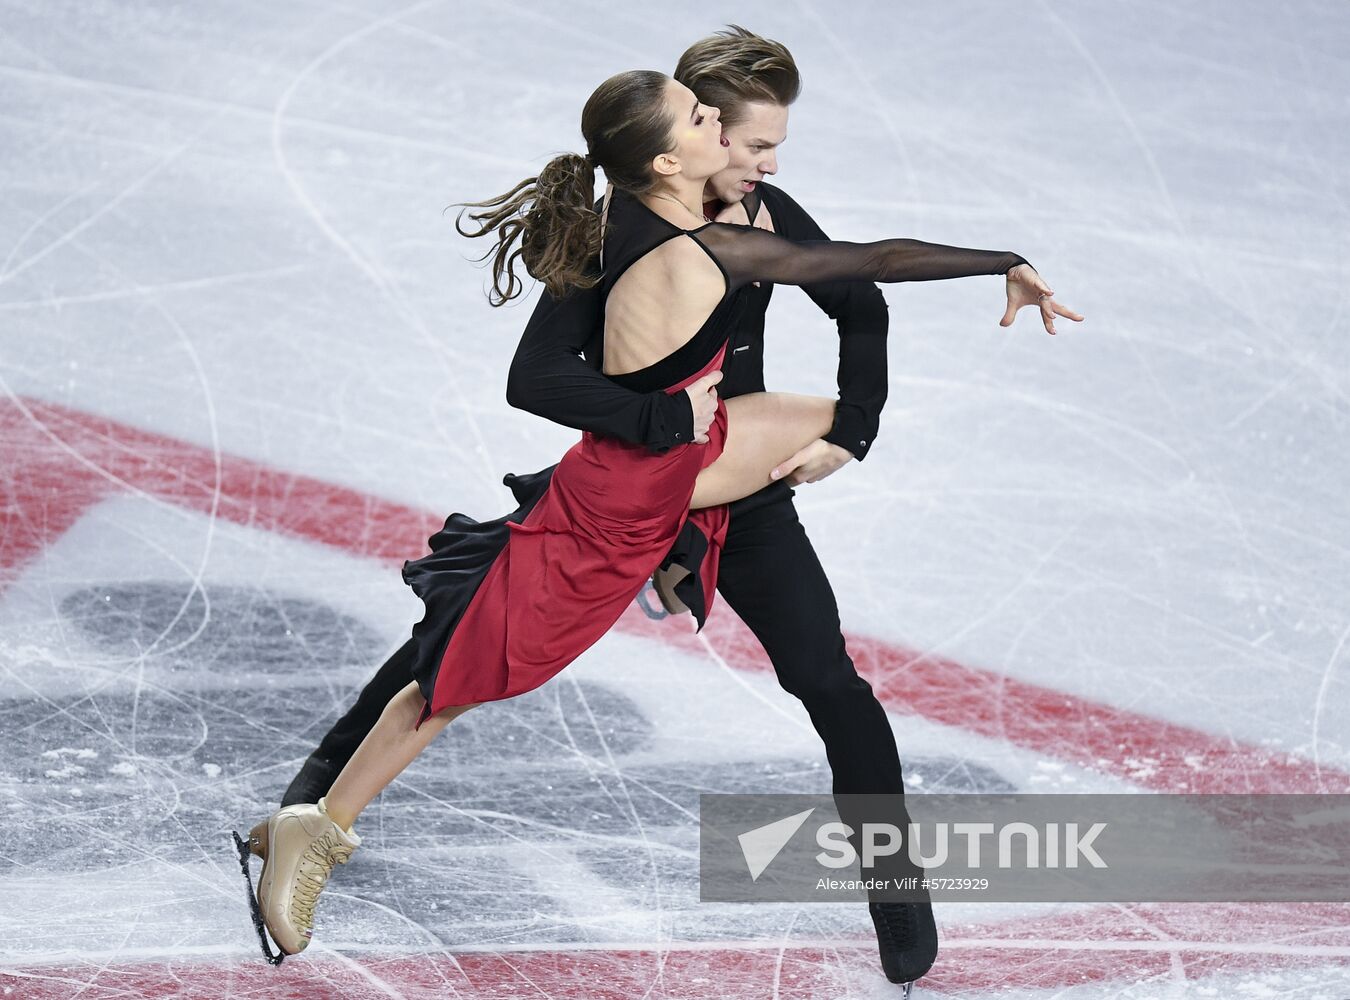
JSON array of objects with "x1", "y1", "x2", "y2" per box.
[
  {"x1": 715, "y1": 487, "x2": 936, "y2": 987},
  {"x1": 279, "y1": 638, "x2": 416, "y2": 806},
  {"x1": 715, "y1": 489, "x2": 901, "y2": 796}
]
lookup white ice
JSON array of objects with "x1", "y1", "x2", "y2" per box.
[{"x1": 1, "y1": 1, "x2": 1348, "y2": 997}]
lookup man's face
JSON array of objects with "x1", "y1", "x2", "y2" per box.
[{"x1": 704, "y1": 101, "x2": 789, "y2": 205}]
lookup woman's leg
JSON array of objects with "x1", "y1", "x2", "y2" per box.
[
  {"x1": 246, "y1": 683, "x2": 476, "y2": 957},
  {"x1": 690, "y1": 392, "x2": 835, "y2": 509},
  {"x1": 323, "y1": 682, "x2": 477, "y2": 831}
]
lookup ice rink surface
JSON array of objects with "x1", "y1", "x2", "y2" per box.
[{"x1": 2, "y1": 0, "x2": 1349, "y2": 996}]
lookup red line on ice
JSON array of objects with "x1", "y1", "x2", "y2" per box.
[
  {"x1": 2, "y1": 904, "x2": 1348, "y2": 997},
  {"x1": 4, "y1": 396, "x2": 1348, "y2": 994},
  {"x1": 4, "y1": 395, "x2": 1339, "y2": 795}
]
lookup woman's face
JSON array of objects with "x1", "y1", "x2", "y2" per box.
[{"x1": 657, "y1": 78, "x2": 729, "y2": 182}]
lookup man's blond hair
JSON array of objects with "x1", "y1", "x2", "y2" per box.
[{"x1": 675, "y1": 25, "x2": 801, "y2": 128}]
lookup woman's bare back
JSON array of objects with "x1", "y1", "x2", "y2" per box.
[
  {"x1": 597, "y1": 193, "x2": 834, "y2": 508},
  {"x1": 602, "y1": 234, "x2": 726, "y2": 376}
]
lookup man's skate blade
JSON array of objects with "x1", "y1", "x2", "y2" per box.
[
  {"x1": 230, "y1": 830, "x2": 286, "y2": 966},
  {"x1": 634, "y1": 581, "x2": 670, "y2": 621}
]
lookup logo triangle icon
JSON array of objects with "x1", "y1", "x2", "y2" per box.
[{"x1": 737, "y1": 808, "x2": 815, "y2": 882}]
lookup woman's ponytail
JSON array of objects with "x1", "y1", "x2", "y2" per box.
[
  {"x1": 457, "y1": 69, "x2": 676, "y2": 306},
  {"x1": 456, "y1": 152, "x2": 599, "y2": 306}
]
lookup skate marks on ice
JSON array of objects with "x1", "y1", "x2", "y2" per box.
[
  {"x1": 0, "y1": 580, "x2": 1011, "y2": 955},
  {"x1": 0, "y1": 466, "x2": 1342, "y2": 984},
  {"x1": 0, "y1": 410, "x2": 1345, "y2": 987},
  {"x1": 0, "y1": 583, "x2": 387, "y2": 877}
]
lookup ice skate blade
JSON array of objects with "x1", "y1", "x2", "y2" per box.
[
  {"x1": 901, "y1": 983, "x2": 912, "y2": 999},
  {"x1": 230, "y1": 829, "x2": 286, "y2": 966},
  {"x1": 634, "y1": 580, "x2": 669, "y2": 620}
]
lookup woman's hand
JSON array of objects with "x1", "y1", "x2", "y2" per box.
[
  {"x1": 684, "y1": 370, "x2": 722, "y2": 444},
  {"x1": 1001, "y1": 263, "x2": 1084, "y2": 335}
]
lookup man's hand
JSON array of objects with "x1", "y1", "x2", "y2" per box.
[
  {"x1": 770, "y1": 438, "x2": 854, "y2": 485},
  {"x1": 684, "y1": 370, "x2": 722, "y2": 444},
  {"x1": 1001, "y1": 263, "x2": 1084, "y2": 335}
]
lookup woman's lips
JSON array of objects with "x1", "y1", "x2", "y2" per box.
[{"x1": 740, "y1": 180, "x2": 757, "y2": 192}]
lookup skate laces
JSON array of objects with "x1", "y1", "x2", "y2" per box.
[
  {"x1": 289, "y1": 830, "x2": 354, "y2": 930},
  {"x1": 873, "y1": 902, "x2": 917, "y2": 950}
]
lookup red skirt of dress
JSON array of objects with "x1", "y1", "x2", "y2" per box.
[{"x1": 409, "y1": 345, "x2": 730, "y2": 722}]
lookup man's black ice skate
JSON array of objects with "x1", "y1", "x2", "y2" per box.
[
  {"x1": 869, "y1": 900, "x2": 938, "y2": 995},
  {"x1": 280, "y1": 753, "x2": 341, "y2": 808}
]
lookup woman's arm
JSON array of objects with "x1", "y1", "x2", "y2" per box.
[
  {"x1": 700, "y1": 224, "x2": 1082, "y2": 334},
  {"x1": 704, "y1": 223, "x2": 1027, "y2": 285}
]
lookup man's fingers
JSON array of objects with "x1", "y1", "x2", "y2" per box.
[
  {"x1": 688, "y1": 369, "x2": 719, "y2": 445},
  {"x1": 770, "y1": 447, "x2": 808, "y2": 481}
]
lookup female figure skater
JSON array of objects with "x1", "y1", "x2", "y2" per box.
[{"x1": 235, "y1": 68, "x2": 1075, "y2": 965}]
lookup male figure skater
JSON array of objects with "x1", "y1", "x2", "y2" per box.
[{"x1": 285, "y1": 27, "x2": 942, "y2": 990}]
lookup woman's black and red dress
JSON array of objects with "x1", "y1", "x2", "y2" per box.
[{"x1": 402, "y1": 190, "x2": 1027, "y2": 721}]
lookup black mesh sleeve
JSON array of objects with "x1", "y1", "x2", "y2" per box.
[{"x1": 698, "y1": 224, "x2": 1029, "y2": 291}]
